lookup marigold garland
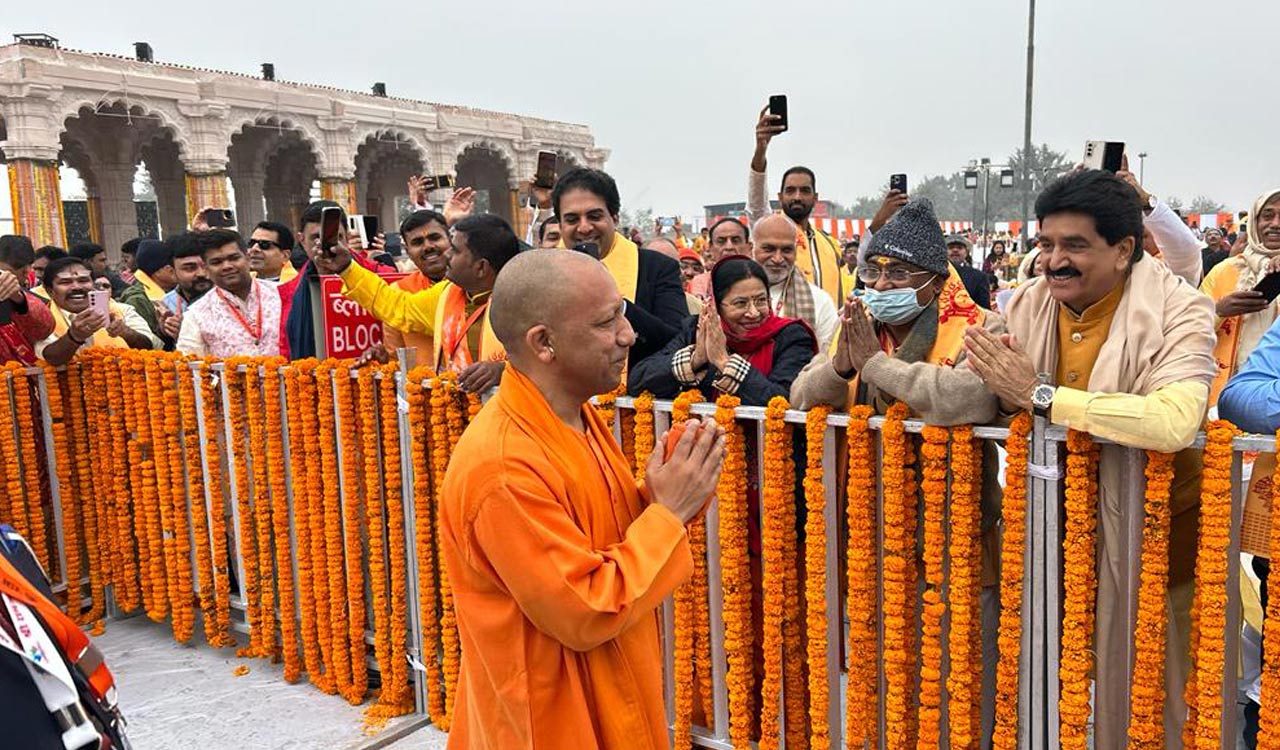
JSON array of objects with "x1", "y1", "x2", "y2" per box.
[
  {"x1": 316, "y1": 361, "x2": 353, "y2": 694},
  {"x1": 1185, "y1": 421, "x2": 1235, "y2": 749},
  {"x1": 843, "y1": 405, "x2": 878, "y2": 750},
  {"x1": 371, "y1": 363, "x2": 413, "y2": 716},
  {"x1": 426, "y1": 371, "x2": 452, "y2": 725},
  {"x1": 264, "y1": 360, "x2": 300, "y2": 679},
  {"x1": 225, "y1": 359, "x2": 263, "y2": 657},
  {"x1": 118, "y1": 356, "x2": 159, "y2": 619},
  {"x1": 916, "y1": 425, "x2": 950, "y2": 750},
  {"x1": 594, "y1": 384, "x2": 624, "y2": 431},
  {"x1": 162, "y1": 356, "x2": 196, "y2": 644},
  {"x1": 669, "y1": 389, "x2": 709, "y2": 746},
  {"x1": 803, "y1": 406, "x2": 833, "y2": 750},
  {"x1": 179, "y1": 358, "x2": 215, "y2": 646},
  {"x1": 1127, "y1": 450, "x2": 1175, "y2": 749},
  {"x1": 147, "y1": 355, "x2": 186, "y2": 626},
  {"x1": 73, "y1": 359, "x2": 104, "y2": 625},
  {"x1": 301, "y1": 361, "x2": 338, "y2": 693},
  {"x1": 780, "y1": 401, "x2": 808, "y2": 750},
  {"x1": 1059, "y1": 430, "x2": 1098, "y2": 749},
  {"x1": 336, "y1": 363, "x2": 369, "y2": 704},
  {"x1": 243, "y1": 361, "x2": 278, "y2": 659},
  {"x1": 356, "y1": 367, "x2": 392, "y2": 708},
  {"x1": 0, "y1": 364, "x2": 30, "y2": 546},
  {"x1": 437, "y1": 373, "x2": 464, "y2": 727},
  {"x1": 1258, "y1": 429, "x2": 1280, "y2": 750},
  {"x1": 992, "y1": 411, "x2": 1031, "y2": 750},
  {"x1": 198, "y1": 362, "x2": 234, "y2": 648},
  {"x1": 881, "y1": 403, "x2": 914, "y2": 750},
  {"x1": 11, "y1": 367, "x2": 50, "y2": 574},
  {"x1": 711, "y1": 394, "x2": 752, "y2": 749},
  {"x1": 632, "y1": 392, "x2": 655, "y2": 483},
  {"x1": 946, "y1": 425, "x2": 983, "y2": 750},
  {"x1": 282, "y1": 362, "x2": 320, "y2": 679},
  {"x1": 41, "y1": 367, "x2": 77, "y2": 618},
  {"x1": 60, "y1": 365, "x2": 93, "y2": 622},
  {"x1": 760, "y1": 395, "x2": 790, "y2": 750},
  {"x1": 106, "y1": 355, "x2": 139, "y2": 613}
]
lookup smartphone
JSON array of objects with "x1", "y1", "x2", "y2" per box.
[
  {"x1": 571, "y1": 242, "x2": 600, "y2": 259},
  {"x1": 768, "y1": 94, "x2": 788, "y2": 132},
  {"x1": 88, "y1": 289, "x2": 111, "y2": 317},
  {"x1": 361, "y1": 215, "x2": 379, "y2": 244},
  {"x1": 203, "y1": 208, "x2": 235, "y2": 228},
  {"x1": 534, "y1": 150, "x2": 558, "y2": 189},
  {"x1": 320, "y1": 206, "x2": 343, "y2": 255},
  {"x1": 890, "y1": 174, "x2": 908, "y2": 194},
  {"x1": 1254, "y1": 272, "x2": 1280, "y2": 304},
  {"x1": 424, "y1": 174, "x2": 456, "y2": 190},
  {"x1": 1083, "y1": 141, "x2": 1125, "y2": 173}
]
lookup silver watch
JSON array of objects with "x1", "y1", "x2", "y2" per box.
[{"x1": 1031, "y1": 383, "x2": 1056, "y2": 415}]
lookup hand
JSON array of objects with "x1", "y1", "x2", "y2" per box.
[
  {"x1": 963, "y1": 327, "x2": 1039, "y2": 412},
  {"x1": 754, "y1": 106, "x2": 785, "y2": 154},
  {"x1": 70, "y1": 309, "x2": 107, "y2": 342},
  {"x1": 1216, "y1": 290, "x2": 1270, "y2": 317},
  {"x1": 1116, "y1": 156, "x2": 1152, "y2": 209},
  {"x1": 458, "y1": 360, "x2": 505, "y2": 394},
  {"x1": 0, "y1": 271, "x2": 23, "y2": 304},
  {"x1": 841, "y1": 298, "x2": 881, "y2": 374},
  {"x1": 1267, "y1": 256, "x2": 1280, "y2": 275},
  {"x1": 702, "y1": 306, "x2": 730, "y2": 371},
  {"x1": 407, "y1": 175, "x2": 430, "y2": 206},
  {"x1": 190, "y1": 205, "x2": 215, "y2": 232},
  {"x1": 690, "y1": 306, "x2": 712, "y2": 370},
  {"x1": 105, "y1": 312, "x2": 129, "y2": 340},
  {"x1": 532, "y1": 184, "x2": 552, "y2": 210},
  {"x1": 356, "y1": 343, "x2": 391, "y2": 368},
  {"x1": 369, "y1": 232, "x2": 387, "y2": 255},
  {"x1": 673, "y1": 217, "x2": 683, "y2": 233},
  {"x1": 444, "y1": 187, "x2": 476, "y2": 227},
  {"x1": 870, "y1": 189, "x2": 909, "y2": 233},
  {"x1": 347, "y1": 230, "x2": 366, "y2": 253},
  {"x1": 310, "y1": 235, "x2": 352, "y2": 275},
  {"x1": 645, "y1": 417, "x2": 727, "y2": 524},
  {"x1": 160, "y1": 310, "x2": 182, "y2": 339}
]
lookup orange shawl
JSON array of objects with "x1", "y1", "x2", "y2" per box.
[{"x1": 439, "y1": 366, "x2": 692, "y2": 749}]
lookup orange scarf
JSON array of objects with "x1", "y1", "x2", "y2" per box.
[{"x1": 432, "y1": 284, "x2": 504, "y2": 373}]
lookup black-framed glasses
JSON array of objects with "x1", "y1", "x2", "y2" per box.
[{"x1": 247, "y1": 239, "x2": 279, "y2": 250}]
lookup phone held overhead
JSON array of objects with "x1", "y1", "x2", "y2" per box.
[
  {"x1": 320, "y1": 206, "x2": 343, "y2": 257},
  {"x1": 890, "y1": 174, "x2": 908, "y2": 194},
  {"x1": 768, "y1": 94, "x2": 788, "y2": 132},
  {"x1": 1082, "y1": 141, "x2": 1125, "y2": 173},
  {"x1": 534, "y1": 151, "x2": 558, "y2": 190},
  {"x1": 203, "y1": 208, "x2": 235, "y2": 228}
]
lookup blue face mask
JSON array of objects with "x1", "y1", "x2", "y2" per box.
[{"x1": 862, "y1": 279, "x2": 935, "y2": 325}]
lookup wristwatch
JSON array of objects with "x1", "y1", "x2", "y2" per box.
[
  {"x1": 1144, "y1": 193, "x2": 1158, "y2": 213},
  {"x1": 1031, "y1": 383, "x2": 1056, "y2": 417}
]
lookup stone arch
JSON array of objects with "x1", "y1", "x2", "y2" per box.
[
  {"x1": 354, "y1": 129, "x2": 429, "y2": 233},
  {"x1": 56, "y1": 94, "x2": 192, "y2": 161},
  {"x1": 454, "y1": 140, "x2": 517, "y2": 223},
  {"x1": 228, "y1": 115, "x2": 323, "y2": 230}
]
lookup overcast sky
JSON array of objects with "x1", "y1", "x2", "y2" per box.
[{"x1": 3, "y1": 0, "x2": 1277, "y2": 221}]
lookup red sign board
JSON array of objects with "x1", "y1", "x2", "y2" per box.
[{"x1": 319, "y1": 273, "x2": 407, "y2": 359}]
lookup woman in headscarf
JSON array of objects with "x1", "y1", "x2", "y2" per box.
[
  {"x1": 1199, "y1": 187, "x2": 1280, "y2": 408},
  {"x1": 627, "y1": 256, "x2": 817, "y2": 405}
]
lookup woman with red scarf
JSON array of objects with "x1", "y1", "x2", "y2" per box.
[{"x1": 628, "y1": 256, "x2": 817, "y2": 405}]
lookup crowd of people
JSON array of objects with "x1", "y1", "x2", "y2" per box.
[{"x1": 1, "y1": 103, "x2": 1277, "y2": 750}]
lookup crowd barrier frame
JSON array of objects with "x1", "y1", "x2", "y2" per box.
[{"x1": 1, "y1": 357, "x2": 1266, "y2": 749}]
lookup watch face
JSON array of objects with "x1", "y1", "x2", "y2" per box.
[{"x1": 1033, "y1": 384, "x2": 1055, "y2": 408}]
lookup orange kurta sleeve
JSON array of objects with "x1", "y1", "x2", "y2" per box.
[{"x1": 467, "y1": 478, "x2": 692, "y2": 652}]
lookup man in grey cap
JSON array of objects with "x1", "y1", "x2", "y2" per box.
[{"x1": 946, "y1": 234, "x2": 992, "y2": 309}]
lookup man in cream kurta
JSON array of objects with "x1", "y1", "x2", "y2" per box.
[
  {"x1": 440, "y1": 250, "x2": 724, "y2": 749},
  {"x1": 964, "y1": 170, "x2": 1216, "y2": 750}
]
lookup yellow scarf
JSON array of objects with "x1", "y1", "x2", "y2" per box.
[
  {"x1": 132, "y1": 270, "x2": 167, "y2": 301},
  {"x1": 50, "y1": 301, "x2": 129, "y2": 349},
  {"x1": 600, "y1": 232, "x2": 639, "y2": 301},
  {"x1": 795, "y1": 222, "x2": 844, "y2": 304}
]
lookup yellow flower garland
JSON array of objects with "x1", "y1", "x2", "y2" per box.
[
  {"x1": 375, "y1": 363, "x2": 413, "y2": 715},
  {"x1": 245, "y1": 360, "x2": 279, "y2": 659},
  {"x1": 1185, "y1": 421, "x2": 1235, "y2": 748},
  {"x1": 425, "y1": 370, "x2": 451, "y2": 725},
  {"x1": 336, "y1": 362, "x2": 369, "y2": 704},
  {"x1": 918, "y1": 425, "x2": 950, "y2": 750},
  {"x1": 594, "y1": 384, "x2": 624, "y2": 431},
  {"x1": 163, "y1": 356, "x2": 196, "y2": 644},
  {"x1": 43, "y1": 366, "x2": 79, "y2": 620},
  {"x1": 316, "y1": 361, "x2": 353, "y2": 695},
  {"x1": 11, "y1": 368, "x2": 50, "y2": 574},
  {"x1": 356, "y1": 366, "x2": 392, "y2": 708},
  {"x1": 804, "y1": 406, "x2": 833, "y2": 750},
  {"x1": 670, "y1": 389, "x2": 706, "y2": 746},
  {"x1": 300, "y1": 361, "x2": 338, "y2": 694},
  {"x1": 712, "y1": 394, "x2": 752, "y2": 748},
  {"x1": 844, "y1": 405, "x2": 879, "y2": 750},
  {"x1": 198, "y1": 361, "x2": 235, "y2": 648},
  {"x1": 146, "y1": 355, "x2": 183, "y2": 627},
  {"x1": 946, "y1": 426, "x2": 982, "y2": 750},
  {"x1": 264, "y1": 360, "x2": 300, "y2": 680},
  {"x1": 881, "y1": 402, "x2": 913, "y2": 750},
  {"x1": 109, "y1": 354, "x2": 140, "y2": 613},
  {"x1": 992, "y1": 411, "x2": 1031, "y2": 750},
  {"x1": 437, "y1": 372, "x2": 464, "y2": 728},
  {"x1": 1127, "y1": 450, "x2": 1175, "y2": 749},
  {"x1": 1059, "y1": 430, "x2": 1098, "y2": 748},
  {"x1": 0, "y1": 365, "x2": 29, "y2": 544},
  {"x1": 65, "y1": 362, "x2": 103, "y2": 625},
  {"x1": 632, "y1": 393, "x2": 655, "y2": 482},
  {"x1": 179, "y1": 361, "x2": 213, "y2": 644},
  {"x1": 760, "y1": 395, "x2": 791, "y2": 750}
]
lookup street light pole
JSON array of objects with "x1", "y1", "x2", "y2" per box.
[
  {"x1": 1138, "y1": 151, "x2": 1148, "y2": 183},
  {"x1": 1019, "y1": 0, "x2": 1036, "y2": 253}
]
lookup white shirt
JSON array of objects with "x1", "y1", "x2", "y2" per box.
[
  {"x1": 1144, "y1": 199, "x2": 1203, "y2": 286},
  {"x1": 770, "y1": 274, "x2": 839, "y2": 349}
]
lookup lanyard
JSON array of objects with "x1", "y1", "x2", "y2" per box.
[{"x1": 215, "y1": 284, "x2": 263, "y2": 343}]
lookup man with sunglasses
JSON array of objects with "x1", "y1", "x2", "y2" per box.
[{"x1": 247, "y1": 222, "x2": 298, "y2": 284}]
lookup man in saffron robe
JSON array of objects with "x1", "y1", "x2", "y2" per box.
[{"x1": 439, "y1": 249, "x2": 726, "y2": 749}]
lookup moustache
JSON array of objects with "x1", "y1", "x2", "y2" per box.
[{"x1": 1047, "y1": 265, "x2": 1081, "y2": 279}]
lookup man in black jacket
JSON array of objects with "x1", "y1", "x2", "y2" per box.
[
  {"x1": 945, "y1": 234, "x2": 992, "y2": 309},
  {"x1": 551, "y1": 168, "x2": 688, "y2": 370}
]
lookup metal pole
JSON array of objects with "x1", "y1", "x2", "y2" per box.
[
  {"x1": 1138, "y1": 152, "x2": 1148, "y2": 184},
  {"x1": 33, "y1": 369, "x2": 69, "y2": 595},
  {"x1": 1019, "y1": 0, "x2": 1037, "y2": 253},
  {"x1": 395, "y1": 348, "x2": 429, "y2": 717},
  {"x1": 981, "y1": 168, "x2": 992, "y2": 254}
]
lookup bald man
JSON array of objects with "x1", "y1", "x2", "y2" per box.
[
  {"x1": 753, "y1": 213, "x2": 839, "y2": 347},
  {"x1": 440, "y1": 250, "x2": 726, "y2": 750},
  {"x1": 642, "y1": 237, "x2": 703, "y2": 314}
]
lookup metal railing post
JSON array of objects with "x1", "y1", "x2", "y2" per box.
[
  {"x1": 395, "y1": 348, "x2": 429, "y2": 718},
  {"x1": 33, "y1": 368, "x2": 69, "y2": 594},
  {"x1": 218, "y1": 363, "x2": 250, "y2": 628}
]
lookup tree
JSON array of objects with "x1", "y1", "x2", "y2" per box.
[
  {"x1": 1186, "y1": 195, "x2": 1226, "y2": 214},
  {"x1": 619, "y1": 207, "x2": 654, "y2": 236}
]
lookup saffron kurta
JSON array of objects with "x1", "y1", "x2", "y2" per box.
[{"x1": 439, "y1": 366, "x2": 693, "y2": 750}]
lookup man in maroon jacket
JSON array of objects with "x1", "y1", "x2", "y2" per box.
[{"x1": 0, "y1": 236, "x2": 54, "y2": 364}]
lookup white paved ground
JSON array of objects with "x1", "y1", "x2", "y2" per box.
[{"x1": 95, "y1": 616, "x2": 448, "y2": 750}]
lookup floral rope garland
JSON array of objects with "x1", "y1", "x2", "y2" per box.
[
  {"x1": 437, "y1": 372, "x2": 464, "y2": 728},
  {"x1": 844, "y1": 405, "x2": 878, "y2": 750},
  {"x1": 631, "y1": 393, "x2": 655, "y2": 482},
  {"x1": 1186, "y1": 421, "x2": 1235, "y2": 748},
  {"x1": 713, "y1": 394, "x2": 753, "y2": 748},
  {"x1": 225, "y1": 359, "x2": 261, "y2": 657},
  {"x1": 66, "y1": 362, "x2": 103, "y2": 625},
  {"x1": 163, "y1": 356, "x2": 196, "y2": 644},
  {"x1": 316, "y1": 361, "x2": 353, "y2": 694},
  {"x1": 760, "y1": 395, "x2": 790, "y2": 750},
  {"x1": 780, "y1": 399, "x2": 808, "y2": 750},
  {"x1": 179, "y1": 361, "x2": 215, "y2": 646},
  {"x1": 245, "y1": 361, "x2": 279, "y2": 659},
  {"x1": 881, "y1": 403, "x2": 913, "y2": 750},
  {"x1": 1258, "y1": 429, "x2": 1280, "y2": 750},
  {"x1": 804, "y1": 406, "x2": 833, "y2": 750},
  {"x1": 356, "y1": 367, "x2": 391, "y2": 708},
  {"x1": 43, "y1": 366, "x2": 79, "y2": 620},
  {"x1": 336, "y1": 363, "x2": 369, "y2": 704},
  {"x1": 0, "y1": 364, "x2": 30, "y2": 545},
  {"x1": 264, "y1": 360, "x2": 300, "y2": 679},
  {"x1": 425, "y1": 371, "x2": 451, "y2": 725},
  {"x1": 147, "y1": 356, "x2": 183, "y2": 625},
  {"x1": 594, "y1": 384, "x2": 623, "y2": 431},
  {"x1": 918, "y1": 425, "x2": 950, "y2": 750},
  {"x1": 670, "y1": 389, "x2": 706, "y2": 746},
  {"x1": 946, "y1": 426, "x2": 983, "y2": 750},
  {"x1": 197, "y1": 362, "x2": 235, "y2": 648},
  {"x1": 301, "y1": 362, "x2": 338, "y2": 693},
  {"x1": 992, "y1": 412, "x2": 1031, "y2": 750},
  {"x1": 1059, "y1": 430, "x2": 1098, "y2": 748},
  {"x1": 11, "y1": 367, "x2": 50, "y2": 573},
  {"x1": 374, "y1": 364, "x2": 413, "y2": 715},
  {"x1": 1127, "y1": 450, "x2": 1175, "y2": 749}
]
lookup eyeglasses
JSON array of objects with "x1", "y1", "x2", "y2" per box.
[
  {"x1": 723, "y1": 295, "x2": 770, "y2": 314},
  {"x1": 856, "y1": 265, "x2": 934, "y2": 284},
  {"x1": 247, "y1": 239, "x2": 279, "y2": 250}
]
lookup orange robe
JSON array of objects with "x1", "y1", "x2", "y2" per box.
[{"x1": 439, "y1": 365, "x2": 693, "y2": 750}]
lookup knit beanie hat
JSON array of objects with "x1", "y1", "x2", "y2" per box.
[
  {"x1": 134, "y1": 239, "x2": 173, "y2": 275},
  {"x1": 864, "y1": 198, "x2": 949, "y2": 276}
]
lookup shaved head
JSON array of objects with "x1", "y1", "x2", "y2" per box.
[
  {"x1": 643, "y1": 237, "x2": 680, "y2": 262},
  {"x1": 491, "y1": 250, "x2": 610, "y2": 355}
]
